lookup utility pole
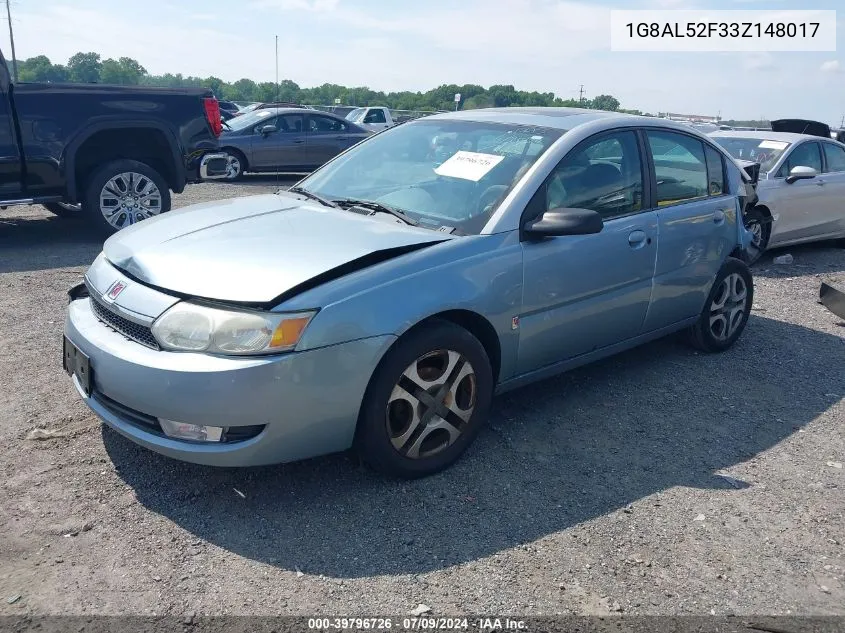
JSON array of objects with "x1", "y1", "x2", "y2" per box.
[
  {"x1": 578, "y1": 84, "x2": 585, "y2": 105},
  {"x1": 275, "y1": 35, "x2": 279, "y2": 101},
  {"x1": 5, "y1": 0, "x2": 18, "y2": 82}
]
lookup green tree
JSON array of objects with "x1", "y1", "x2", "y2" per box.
[
  {"x1": 18, "y1": 56, "x2": 69, "y2": 82},
  {"x1": 589, "y1": 94, "x2": 620, "y2": 112},
  {"x1": 67, "y1": 52, "x2": 102, "y2": 83},
  {"x1": 99, "y1": 57, "x2": 146, "y2": 85}
]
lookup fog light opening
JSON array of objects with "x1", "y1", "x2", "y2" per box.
[{"x1": 158, "y1": 419, "x2": 223, "y2": 442}]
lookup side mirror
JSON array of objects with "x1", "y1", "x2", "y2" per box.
[
  {"x1": 258, "y1": 125, "x2": 277, "y2": 136},
  {"x1": 524, "y1": 207, "x2": 604, "y2": 238},
  {"x1": 786, "y1": 165, "x2": 817, "y2": 184}
]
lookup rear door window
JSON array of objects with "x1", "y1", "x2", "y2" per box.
[
  {"x1": 822, "y1": 143, "x2": 845, "y2": 173},
  {"x1": 646, "y1": 131, "x2": 709, "y2": 206}
]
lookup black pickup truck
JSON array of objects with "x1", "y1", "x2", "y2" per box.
[{"x1": 0, "y1": 49, "x2": 228, "y2": 234}]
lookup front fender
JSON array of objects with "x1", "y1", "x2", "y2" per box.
[{"x1": 286, "y1": 232, "x2": 525, "y2": 382}]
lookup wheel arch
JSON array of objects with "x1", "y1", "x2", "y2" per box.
[
  {"x1": 65, "y1": 120, "x2": 183, "y2": 200},
  {"x1": 389, "y1": 309, "x2": 502, "y2": 386}
]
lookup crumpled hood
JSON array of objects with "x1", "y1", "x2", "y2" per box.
[{"x1": 103, "y1": 193, "x2": 451, "y2": 304}]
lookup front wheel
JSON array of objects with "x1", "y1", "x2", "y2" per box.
[
  {"x1": 743, "y1": 208, "x2": 771, "y2": 264},
  {"x1": 221, "y1": 149, "x2": 246, "y2": 181},
  {"x1": 83, "y1": 159, "x2": 171, "y2": 235},
  {"x1": 356, "y1": 320, "x2": 493, "y2": 478},
  {"x1": 687, "y1": 257, "x2": 754, "y2": 353}
]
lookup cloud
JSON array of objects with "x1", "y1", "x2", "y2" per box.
[
  {"x1": 250, "y1": 0, "x2": 339, "y2": 10},
  {"x1": 742, "y1": 53, "x2": 776, "y2": 71},
  {"x1": 820, "y1": 60, "x2": 841, "y2": 73}
]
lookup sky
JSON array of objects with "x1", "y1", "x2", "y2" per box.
[{"x1": 1, "y1": 0, "x2": 842, "y2": 124}]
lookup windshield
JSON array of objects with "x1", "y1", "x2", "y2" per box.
[
  {"x1": 346, "y1": 108, "x2": 366, "y2": 122},
  {"x1": 294, "y1": 119, "x2": 564, "y2": 234},
  {"x1": 712, "y1": 136, "x2": 791, "y2": 172},
  {"x1": 225, "y1": 109, "x2": 276, "y2": 132}
]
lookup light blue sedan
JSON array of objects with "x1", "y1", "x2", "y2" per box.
[{"x1": 64, "y1": 108, "x2": 757, "y2": 478}]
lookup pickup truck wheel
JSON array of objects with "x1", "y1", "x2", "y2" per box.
[
  {"x1": 43, "y1": 202, "x2": 81, "y2": 218},
  {"x1": 84, "y1": 160, "x2": 171, "y2": 234}
]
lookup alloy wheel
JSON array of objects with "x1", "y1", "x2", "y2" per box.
[
  {"x1": 386, "y1": 349, "x2": 477, "y2": 460},
  {"x1": 99, "y1": 172, "x2": 163, "y2": 230},
  {"x1": 709, "y1": 272, "x2": 748, "y2": 341},
  {"x1": 224, "y1": 153, "x2": 242, "y2": 180}
]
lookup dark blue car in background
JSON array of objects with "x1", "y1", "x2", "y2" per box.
[{"x1": 217, "y1": 107, "x2": 370, "y2": 180}]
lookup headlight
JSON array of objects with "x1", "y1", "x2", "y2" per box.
[{"x1": 151, "y1": 302, "x2": 316, "y2": 355}]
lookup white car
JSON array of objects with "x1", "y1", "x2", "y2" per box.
[{"x1": 710, "y1": 130, "x2": 845, "y2": 262}]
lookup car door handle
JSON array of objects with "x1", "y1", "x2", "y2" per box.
[
  {"x1": 713, "y1": 209, "x2": 727, "y2": 224},
  {"x1": 815, "y1": 179, "x2": 825, "y2": 186},
  {"x1": 293, "y1": 139, "x2": 305, "y2": 144},
  {"x1": 628, "y1": 230, "x2": 649, "y2": 248}
]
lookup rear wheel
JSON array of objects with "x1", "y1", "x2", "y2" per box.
[
  {"x1": 83, "y1": 159, "x2": 170, "y2": 235},
  {"x1": 687, "y1": 258, "x2": 753, "y2": 353},
  {"x1": 356, "y1": 320, "x2": 493, "y2": 478}
]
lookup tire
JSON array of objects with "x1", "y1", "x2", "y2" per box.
[
  {"x1": 743, "y1": 207, "x2": 771, "y2": 265},
  {"x1": 221, "y1": 149, "x2": 246, "y2": 181},
  {"x1": 355, "y1": 320, "x2": 494, "y2": 479},
  {"x1": 687, "y1": 257, "x2": 754, "y2": 353},
  {"x1": 42, "y1": 202, "x2": 81, "y2": 218},
  {"x1": 82, "y1": 160, "x2": 170, "y2": 235}
]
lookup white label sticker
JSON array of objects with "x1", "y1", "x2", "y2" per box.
[
  {"x1": 434, "y1": 151, "x2": 505, "y2": 181},
  {"x1": 759, "y1": 140, "x2": 789, "y2": 150}
]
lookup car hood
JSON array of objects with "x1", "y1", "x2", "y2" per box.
[{"x1": 102, "y1": 193, "x2": 453, "y2": 304}]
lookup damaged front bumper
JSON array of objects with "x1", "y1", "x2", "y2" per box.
[{"x1": 820, "y1": 282, "x2": 845, "y2": 320}]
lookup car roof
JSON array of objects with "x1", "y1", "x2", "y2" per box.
[
  {"x1": 425, "y1": 107, "x2": 720, "y2": 136},
  {"x1": 426, "y1": 107, "x2": 639, "y2": 130},
  {"x1": 709, "y1": 130, "x2": 812, "y2": 143},
  {"x1": 263, "y1": 107, "x2": 332, "y2": 117}
]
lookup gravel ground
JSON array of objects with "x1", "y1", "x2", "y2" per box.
[{"x1": 0, "y1": 179, "x2": 843, "y2": 617}]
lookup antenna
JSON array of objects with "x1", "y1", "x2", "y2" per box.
[
  {"x1": 5, "y1": 0, "x2": 17, "y2": 82},
  {"x1": 275, "y1": 35, "x2": 279, "y2": 100},
  {"x1": 578, "y1": 84, "x2": 585, "y2": 105}
]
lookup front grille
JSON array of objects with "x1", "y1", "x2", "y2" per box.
[{"x1": 90, "y1": 296, "x2": 160, "y2": 350}]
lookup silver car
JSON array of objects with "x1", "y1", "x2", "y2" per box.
[
  {"x1": 710, "y1": 130, "x2": 845, "y2": 262},
  {"x1": 64, "y1": 108, "x2": 755, "y2": 478},
  {"x1": 217, "y1": 107, "x2": 369, "y2": 180}
]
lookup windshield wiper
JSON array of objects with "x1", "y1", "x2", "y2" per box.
[
  {"x1": 333, "y1": 198, "x2": 419, "y2": 227},
  {"x1": 288, "y1": 186, "x2": 338, "y2": 208}
]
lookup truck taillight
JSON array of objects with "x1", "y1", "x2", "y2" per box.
[{"x1": 203, "y1": 97, "x2": 223, "y2": 137}]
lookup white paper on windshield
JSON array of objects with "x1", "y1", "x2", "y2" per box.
[
  {"x1": 759, "y1": 140, "x2": 789, "y2": 150},
  {"x1": 434, "y1": 151, "x2": 505, "y2": 181}
]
